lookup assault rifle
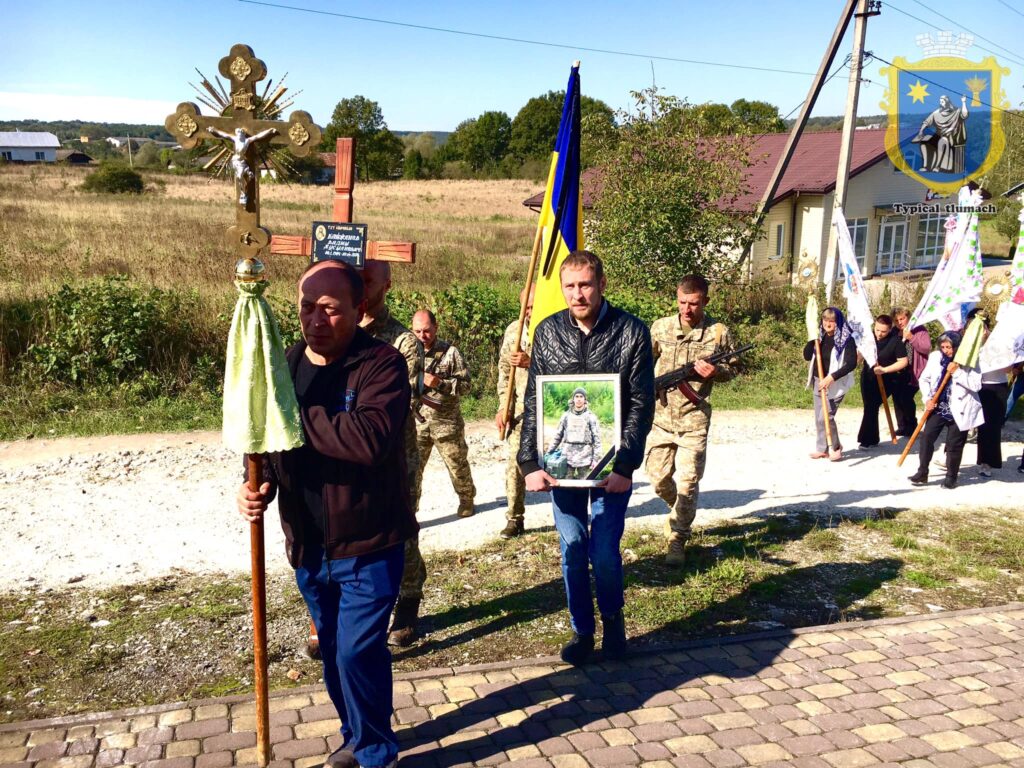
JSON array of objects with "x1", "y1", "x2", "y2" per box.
[{"x1": 654, "y1": 343, "x2": 754, "y2": 407}]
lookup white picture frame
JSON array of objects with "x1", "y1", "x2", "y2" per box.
[{"x1": 535, "y1": 373, "x2": 622, "y2": 488}]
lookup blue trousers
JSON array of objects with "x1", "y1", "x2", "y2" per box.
[
  {"x1": 551, "y1": 486, "x2": 631, "y2": 636},
  {"x1": 295, "y1": 543, "x2": 404, "y2": 768}
]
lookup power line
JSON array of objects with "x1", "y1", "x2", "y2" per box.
[
  {"x1": 883, "y1": 1, "x2": 1024, "y2": 68},
  {"x1": 866, "y1": 52, "x2": 1024, "y2": 123},
  {"x1": 901, "y1": 0, "x2": 1023, "y2": 63},
  {"x1": 995, "y1": 0, "x2": 1024, "y2": 18},
  {"x1": 238, "y1": 0, "x2": 819, "y2": 77}
]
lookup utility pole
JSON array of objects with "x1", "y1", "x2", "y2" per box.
[
  {"x1": 737, "y1": 0, "x2": 859, "y2": 278},
  {"x1": 127, "y1": 132, "x2": 134, "y2": 168},
  {"x1": 822, "y1": 0, "x2": 881, "y2": 299}
]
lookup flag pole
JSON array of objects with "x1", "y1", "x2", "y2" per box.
[
  {"x1": 897, "y1": 368, "x2": 953, "y2": 466},
  {"x1": 247, "y1": 454, "x2": 271, "y2": 766},
  {"x1": 876, "y1": 374, "x2": 898, "y2": 443},
  {"x1": 815, "y1": 341, "x2": 835, "y2": 449},
  {"x1": 498, "y1": 225, "x2": 544, "y2": 439}
]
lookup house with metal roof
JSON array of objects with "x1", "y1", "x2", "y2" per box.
[
  {"x1": 525, "y1": 128, "x2": 953, "y2": 282},
  {"x1": 0, "y1": 131, "x2": 60, "y2": 163}
]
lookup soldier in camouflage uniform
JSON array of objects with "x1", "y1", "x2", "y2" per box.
[
  {"x1": 645, "y1": 275, "x2": 738, "y2": 566},
  {"x1": 412, "y1": 309, "x2": 477, "y2": 518},
  {"x1": 548, "y1": 388, "x2": 602, "y2": 479},
  {"x1": 495, "y1": 287, "x2": 534, "y2": 538},
  {"x1": 361, "y1": 261, "x2": 427, "y2": 647}
]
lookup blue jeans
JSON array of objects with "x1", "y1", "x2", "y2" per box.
[
  {"x1": 295, "y1": 543, "x2": 404, "y2": 768},
  {"x1": 551, "y1": 485, "x2": 632, "y2": 636}
]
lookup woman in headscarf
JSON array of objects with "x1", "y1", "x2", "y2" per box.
[
  {"x1": 803, "y1": 307, "x2": 858, "y2": 461},
  {"x1": 910, "y1": 330, "x2": 983, "y2": 489}
]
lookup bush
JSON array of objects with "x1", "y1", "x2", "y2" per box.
[
  {"x1": 24, "y1": 277, "x2": 222, "y2": 388},
  {"x1": 81, "y1": 163, "x2": 144, "y2": 194}
]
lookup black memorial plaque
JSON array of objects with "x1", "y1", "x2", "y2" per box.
[{"x1": 311, "y1": 222, "x2": 367, "y2": 266}]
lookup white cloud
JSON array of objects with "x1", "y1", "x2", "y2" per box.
[{"x1": 0, "y1": 92, "x2": 181, "y2": 123}]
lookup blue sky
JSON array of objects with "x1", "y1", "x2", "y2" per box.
[{"x1": 1, "y1": 0, "x2": 1021, "y2": 132}]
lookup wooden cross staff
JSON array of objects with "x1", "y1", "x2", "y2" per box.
[
  {"x1": 270, "y1": 137, "x2": 417, "y2": 264},
  {"x1": 165, "y1": 43, "x2": 322, "y2": 768}
]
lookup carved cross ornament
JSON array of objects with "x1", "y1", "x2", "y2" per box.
[{"x1": 164, "y1": 44, "x2": 322, "y2": 257}]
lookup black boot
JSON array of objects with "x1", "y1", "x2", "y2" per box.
[
  {"x1": 388, "y1": 596, "x2": 421, "y2": 647},
  {"x1": 601, "y1": 611, "x2": 628, "y2": 660},
  {"x1": 908, "y1": 471, "x2": 928, "y2": 485},
  {"x1": 560, "y1": 632, "x2": 594, "y2": 666}
]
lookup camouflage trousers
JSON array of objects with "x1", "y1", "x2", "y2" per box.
[
  {"x1": 504, "y1": 423, "x2": 526, "y2": 523},
  {"x1": 399, "y1": 419, "x2": 426, "y2": 601},
  {"x1": 415, "y1": 413, "x2": 477, "y2": 510},
  {"x1": 644, "y1": 413, "x2": 710, "y2": 544}
]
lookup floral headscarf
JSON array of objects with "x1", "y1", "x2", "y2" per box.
[{"x1": 821, "y1": 307, "x2": 852, "y2": 358}]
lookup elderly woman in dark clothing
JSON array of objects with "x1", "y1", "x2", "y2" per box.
[
  {"x1": 909, "y1": 330, "x2": 983, "y2": 489},
  {"x1": 803, "y1": 307, "x2": 858, "y2": 461},
  {"x1": 857, "y1": 314, "x2": 909, "y2": 449}
]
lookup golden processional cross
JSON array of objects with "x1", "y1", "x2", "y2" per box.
[{"x1": 164, "y1": 43, "x2": 322, "y2": 257}]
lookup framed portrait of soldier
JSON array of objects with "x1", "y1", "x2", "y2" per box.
[{"x1": 535, "y1": 373, "x2": 621, "y2": 488}]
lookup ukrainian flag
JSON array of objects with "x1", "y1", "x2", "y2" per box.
[{"x1": 528, "y1": 63, "x2": 583, "y2": 340}]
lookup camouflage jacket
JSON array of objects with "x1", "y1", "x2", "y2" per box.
[
  {"x1": 497, "y1": 319, "x2": 532, "y2": 420},
  {"x1": 650, "y1": 314, "x2": 737, "y2": 430},
  {"x1": 549, "y1": 407, "x2": 601, "y2": 468},
  {"x1": 421, "y1": 339, "x2": 470, "y2": 420},
  {"x1": 361, "y1": 308, "x2": 423, "y2": 393}
]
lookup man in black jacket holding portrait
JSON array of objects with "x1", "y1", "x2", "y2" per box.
[{"x1": 518, "y1": 250, "x2": 654, "y2": 666}]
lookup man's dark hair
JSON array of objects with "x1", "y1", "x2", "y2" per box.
[
  {"x1": 559, "y1": 250, "x2": 604, "y2": 282},
  {"x1": 415, "y1": 309, "x2": 437, "y2": 326},
  {"x1": 677, "y1": 274, "x2": 709, "y2": 297},
  {"x1": 301, "y1": 260, "x2": 365, "y2": 307},
  {"x1": 875, "y1": 314, "x2": 894, "y2": 326}
]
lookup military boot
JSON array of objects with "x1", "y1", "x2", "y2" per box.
[
  {"x1": 560, "y1": 632, "x2": 594, "y2": 666},
  {"x1": 500, "y1": 519, "x2": 524, "y2": 538},
  {"x1": 457, "y1": 501, "x2": 475, "y2": 518},
  {"x1": 388, "y1": 596, "x2": 421, "y2": 647},
  {"x1": 665, "y1": 538, "x2": 687, "y2": 567}
]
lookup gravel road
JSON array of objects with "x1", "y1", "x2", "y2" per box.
[{"x1": 2, "y1": 410, "x2": 1021, "y2": 592}]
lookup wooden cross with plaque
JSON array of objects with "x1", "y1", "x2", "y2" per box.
[
  {"x1": 164, "y1": 43, "x2": 322, "y2": 258},
  {"x1": 270, "y1": 137, "x2": 416, "y2": 264}
]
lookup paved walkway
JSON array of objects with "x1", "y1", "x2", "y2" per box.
[{"x1": 3, "y1": 605, "x2": 1024, "y2": 768}]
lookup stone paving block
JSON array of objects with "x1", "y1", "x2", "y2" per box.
[
  {"x1": 175, "y1": 718, "x2": 228, "y2": 741},
  {"x1": 709, "y1": 727, "x2": 762, "y2": 750},
  {"x1": 139, "y1": 758, "x2": 194, "y2": 768},
  {"x1": 665, "y1": 734, "x2": 717, "y2": 754},
  {"x1": 193, "y1": 704, "x2": 228, "y2": 721},
  {"x1": 95, "y1": 749, "x2": 124, "y2": 767},
  {"x1": 585, "y1": 744, "x2": 639, "y2": 765},
  {"x1": 66, "y1": 738, "x2": 98, "y2": 757},
  {"x1": 158, "y1": 709, "x2": 193, "y2": 727},
  {"x1": 704, "y1": 712, "x2": 757, "y2": 731},
  {"x1": 921, "y1": 730, "x2": 979, "y2": 751},
  {"x1": 820, "y1": 747, "x2": 879, "y2": 767},
  {"x1": 272, "y1": 736, "x2": 327, "y2": 761},
  {"x1": 137, "y1": 726, "x2": 175, "y2": 746},
  {"x1": 781, "y1": 735, "x2": 833, "y2": 756},
  {"x1": 34, "y1": 756, "x2": 94, "y2": 768},
  {"x1": 27, "y1": 728, "x2": 66, "y2": 746},
  {"x1": 549, "y1": 755, "x2": 590, "y2": 768},
  {"x1": 293, "y1": 717, "x2": 340, "y2": 739},
  {"x1": 735, "y1": 743, "x2": 792, "y2": 764},
  {"x1": 195, "y1": 752, "x2": 232, "y2": 768},
  {"x1": 851, "y1": 723, "x2": 906, "y2": 743},
  {"x1": 100, "y1": 731, "x2": 137, "y2": 750},
  {"x1": 123, "y1": 744, "x2": 163, "y2": 764},
  {"x1": 165, "y1": 739, "x2": 201, "y2": 758}
]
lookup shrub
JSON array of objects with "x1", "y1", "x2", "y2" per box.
[
  {"x1": 24, "y1": 277, "x2": 222, "y2": 388},
  {"x1": 81, "y1": 163, "x2": 144, "y2": 194}
]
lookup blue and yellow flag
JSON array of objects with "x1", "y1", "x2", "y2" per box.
[{"x1": 528, "y1": 63, "x2": 583, "y2": 340}]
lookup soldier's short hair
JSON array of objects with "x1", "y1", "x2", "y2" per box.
[
  {"x1": 875, "y1": 314, "x2": 894, "y2": 327},
  {"x1": 677, "y1": 274, "x2": 709, "y2": 297},
  {"x1": 560, "y1": 250, "x2": 604, "y2": 282},
  {"x1": 300, "y1": 260, "x2": 365, "y2": 307}
]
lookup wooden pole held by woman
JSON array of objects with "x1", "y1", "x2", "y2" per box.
[
  {"x1": 247, "y1": 454, "x2": 271, "y2": 767},
  {"x1": 815, "y1": 339, "x2": 834, "y2": 449},
  {"x1": 897, "y1": 368, "x2": 953, "y2": 466},
  {"x1": 876, "y1": 373, "x2": 898, "y2": 443}
]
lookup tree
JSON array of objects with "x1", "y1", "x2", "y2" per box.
[
  {"x1": 509, "y1": 91, "x2": 615, "y2": 162},
  {"x1": 363, "y1": 128, "x2": 405, "y2": 180},
  {"x1": 589, "y1": 87, "x2": 756, "y2": 291},
  {"x1": 321, "y1": 96, "x2": 395, "y2": 181},
  {"x1": 133, "y1": 142, "x2": 162, "y2": 168},
  {"x1": 730, "y1": 99, "x2": 786, "y2": 133},
  {"x1": 448, "y1": 111, "x2": 511, "y2": 171},
  {"x1": 403, "y1": 148, "x2": 424, "y2": 179}
]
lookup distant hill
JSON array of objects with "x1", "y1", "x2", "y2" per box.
[
  {"x1": 0, "y1": 120, "x2": 173, "y2": 143},
  {"x1": 393, "y1": 130, "x2": 450, "y2": 145},
  {"x1": 787, "y1": 114, "x2": 888, "y2": 132}
]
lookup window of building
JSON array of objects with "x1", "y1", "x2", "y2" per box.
[
  {"x1": 1, "y1": 151, "x2": 12, "y2": 161},
  {"x1": 847, "y1": 218, "x2": 868, "y2": 273},
  {"x1": 914, "y1": 214, "x2": 945, "y2": 267},
  {"x1": 35, "y1": 151, "x2": 45, "y2": 161},
  {"x1": 772, "y1": 222, "x2": 785, "y2": 260}
]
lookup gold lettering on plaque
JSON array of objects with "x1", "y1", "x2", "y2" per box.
[{"x1": 232, "y1": 90, "x2": 254, "y2": 111}]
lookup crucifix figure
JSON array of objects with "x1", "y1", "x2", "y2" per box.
[
  {"x1": 164, "y1": 43, "x2": 321, "y2": 257},
  {"x1": 207, "y1": 126, "x2": 278, "y2": 205}
]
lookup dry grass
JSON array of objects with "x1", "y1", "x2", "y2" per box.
[{"x1": 0, "y1": 165, "x2": 539, "y2": 300}]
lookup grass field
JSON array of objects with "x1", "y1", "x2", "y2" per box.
[{"x1": 0, "y1": 164, "x2": 538, "y2": 299}]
